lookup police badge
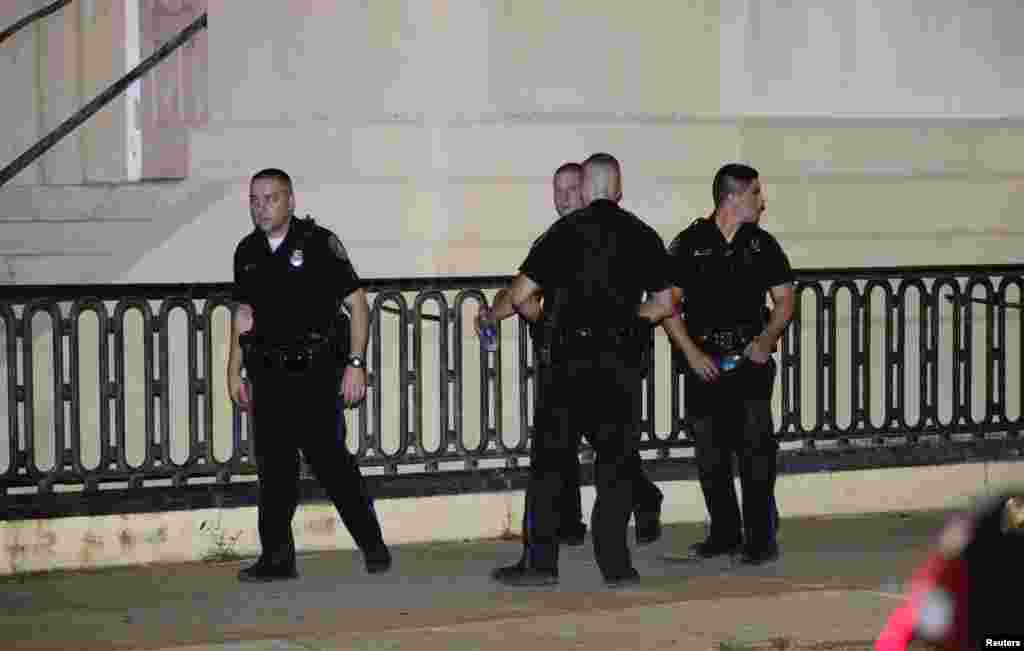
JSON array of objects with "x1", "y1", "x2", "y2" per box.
[{"x1": 289, "y1": 249, "x2": 304, "y2": 268}]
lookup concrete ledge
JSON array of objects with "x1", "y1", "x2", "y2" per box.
[{"x1": 1, "y1": 460, "x2": 1019, "y2": 576}]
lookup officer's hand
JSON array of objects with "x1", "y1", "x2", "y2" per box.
[
  {"x1": 341, "y1": 365, "x2": 367, "y2": 407},
  {"x1": 236, "y1": 303, "x2": 254, "y2": 334},
  {"x1": 687, "y1": 350, "x2": 720, "y2": 382},
  {"x1": 228, "y1": 373, "x2": 252, "y2": 411},
  {"x1": 744, "y1": 337, "x2": 772, "y2": 365}
]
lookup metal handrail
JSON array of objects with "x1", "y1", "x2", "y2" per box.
[
  {"x1": 0, "y1": 0, "x2": 71, "y2": 46},
  {"x1": 0, "y1": 12, "x2": 207, "y2": 187}
]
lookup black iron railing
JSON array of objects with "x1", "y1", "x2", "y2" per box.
[
  {"x1": 0, "y1": 0, "x2": 71, "y2": 46},
  {"x1": 1, "y1": 266, "x2": 1022, "y2": 520}
]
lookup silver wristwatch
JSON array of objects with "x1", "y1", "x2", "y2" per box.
[{"x1": 346, "y1": 354, "x2": 366, "y2": 369}]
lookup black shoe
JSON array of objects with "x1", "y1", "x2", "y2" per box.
[
  {"x1": 604, "y1": 568, "x2": 641, "y2": 589},
  {"x1": 687, "y1": 538, "x2": 743, "y2": 560},
  {"x1": 491, "y1": 565, "x2": 558, "y2": 587},
  {"x1": 490, "y1": 559, "x2": 527, "y2": 580},
  {"x1": 635, "y1": 492, "x2": 664, "y2": 545},
  {"x1": 237, "y1": 560, "x2": 298, "y2": 583},
  {"x1": 364, "y1": 548, "x2": 392, "y2": 574},
  {"x1": 559, "y1": 523, "x2": 587, "y2": 546},
  {"x1": 734, "y1": 545, "x2": 780, "y2": 566},
  {"x1": 635, "y1": 511, "x2": 662, "y2": 545}
]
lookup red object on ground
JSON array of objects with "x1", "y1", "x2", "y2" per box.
[{"x1": 875, "y1": 550, "x2": 968, "y2": 650}]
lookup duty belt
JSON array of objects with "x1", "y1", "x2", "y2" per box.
[
  {"x1": 688, "y1": 326, "x2": 762, "y2": 374},
  {"x1": 553, "y1": 326, "x2": 645, "y2": 345},
  {"x1": 240, "y1": 333, "x2": 339, "y2": 374},
  {"x1": 697, "y1": 329, "x2": 755, "y2": 353}
]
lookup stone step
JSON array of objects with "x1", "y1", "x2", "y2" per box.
[{"x1": 0, "y1": 177, "x2": 236, "y2": 284}]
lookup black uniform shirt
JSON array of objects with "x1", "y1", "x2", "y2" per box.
[
  {"x1": 667, "y1": 218, "x2": 793, "y2": 333},
  {"x1": 233, "y1": 216, "x2": 360, "y2": 341},
  {"x1": 519, "y1": 199, "x2": 671, "y2": 331}
]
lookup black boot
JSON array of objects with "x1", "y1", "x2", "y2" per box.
[
  {"x1": 604, "y1": 567, "x2": 641, "y2": 589},
  {"x1": 364, "y1": 546, "x2": 392, "y2": 574},
  {"x1": 559, "y1": 522, "x2": 587, "y2": 546},
  {"x1": 237, "y1": 558, "x2": 298, "y2": 582},
  {"x1": 634, "y1": 502, "x2": 663, "y2": 546},
  {"x1": 490, "y1": 550, "x2": 529, "y2": 580},
  {"x1": 492, "y1": 565, "x2": 558, "y2": 587}
]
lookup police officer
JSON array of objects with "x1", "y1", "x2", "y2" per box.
[
  {"x1": 663, "y1": 163, "x2": 794, "y2": 565},
  {"x1": 483, "y1": 162, "x2": 666, "y2": 579},
  {"x1": 227, "y1": 168, "x2": 391, "y2": 581},
  {"x1": 489, "y1": 153, "x2": 674, "y2": 587},
  {"x1": 487, "y1": 162, "x2": 590, "y2": 550}
]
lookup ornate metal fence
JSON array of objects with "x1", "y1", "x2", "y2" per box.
[{"x1": 1, "y1": 266, "x2": 1022, "y2": 520}]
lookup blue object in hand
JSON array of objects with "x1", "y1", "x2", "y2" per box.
[
  {"x1": 480, "y1": 314, "x2": 498, "y2": 353},
  {"x1": 715, "y1": 352, "x2": 744, "y2": 373}
]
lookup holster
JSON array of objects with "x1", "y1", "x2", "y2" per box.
[{"x1": 241, "y1": 331, "x2": 342, "y2": 375}]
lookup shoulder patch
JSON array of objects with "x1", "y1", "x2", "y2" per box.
[{"x1": 328, "y1": 234, "x2": 349, "y2": 262}]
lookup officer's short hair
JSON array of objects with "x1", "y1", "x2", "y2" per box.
[
  {"x1": 583, "y1": 152, "x2": 620, "y2": 174},
  {"x1": 251, "y1": 168, "x2": 293, "y2": 194},
  {"x1": 712, "y1": 163, "x2": 758, "y2": 209},
  {"x1": 581, "y1": 153, "x2": 621, "y2": 200},
  {"x1": 554, "y1": 161, "x2": 583, "y2": 178}
]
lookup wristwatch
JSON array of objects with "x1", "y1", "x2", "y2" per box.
[{"x1": 346, "y1": 354, "x2": 366, "y2": 369}]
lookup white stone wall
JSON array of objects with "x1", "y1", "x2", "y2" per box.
[
  {"x1": 720, "y1": 0, "x2": 1024, "y2": 116},
  {"x1": 2, "y1": 1, "x2": 1022, "y2": 282}
]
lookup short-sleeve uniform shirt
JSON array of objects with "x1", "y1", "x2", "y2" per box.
[
  {"x1": 667, "y1": 218, "x2": 793, "y2": 332},
  {"x1": 520, "y1": 199, "x2": 672, "y2": 331},
  {"x1": 233, "y1": 216, "x2": 360, "y2": 341}
]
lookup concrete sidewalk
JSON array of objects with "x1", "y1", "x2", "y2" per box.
[{"x1": 0, "y1": 510, "x2": 951, "y2": 651}]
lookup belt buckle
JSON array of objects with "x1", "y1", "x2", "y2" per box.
[
  {"x1": 710, "y1": 330, "x2": 737, "y2": 350},
  {"x1": 283, "y1": 348, "x2": 311, "y2": 374}
]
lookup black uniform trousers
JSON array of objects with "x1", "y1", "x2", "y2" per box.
[
  {"x1": 249, "y1": 362, "x2": 387, "y2": 567},
  {"x1": 518, "y1": 436, "x2": 663, "y2": 561},
  {"x1": 518, "y1": 341, "x2": 662, "y2": 557},
  {"x1": 527, "y1": 342, "x2": 645, "y2": 580},
  {"x1": 522, "y1": 443, "x2": 586, "y2": 548},
  {"x1": 684, "y1": 356, "x2": 779, "y2": 553}
]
